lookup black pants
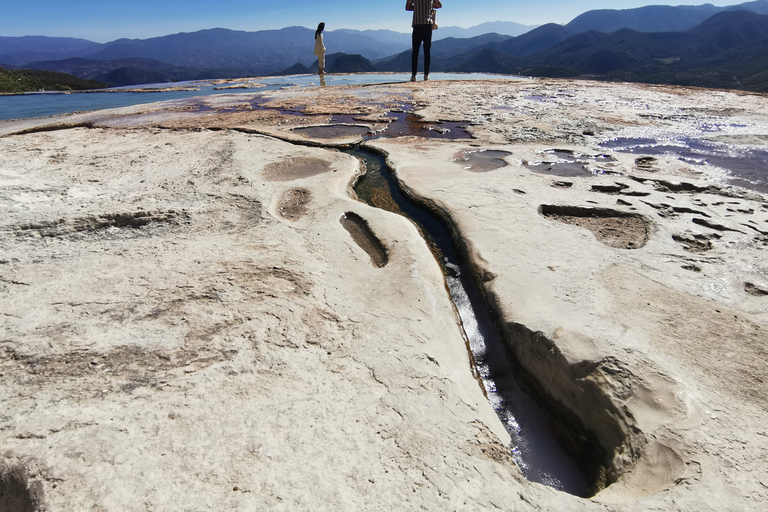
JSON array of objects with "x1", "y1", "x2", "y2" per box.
[{"x1": 411, "y1": 24, "x2": 433, "y2": 76}]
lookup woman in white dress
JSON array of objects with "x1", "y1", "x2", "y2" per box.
[{"x1": 314, "y1": 22, "x2": 326, "y2": 76}]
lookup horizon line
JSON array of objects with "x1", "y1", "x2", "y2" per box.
[{"x1": 3, "y1": 20, "x2": 540, "y2": 44}]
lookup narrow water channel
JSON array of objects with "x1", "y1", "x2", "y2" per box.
[{"x1": 347, "y1": 147, "x2": 589, "y2": 496}]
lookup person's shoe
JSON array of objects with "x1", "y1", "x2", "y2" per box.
[
  {"x1": 424, "y1": 75, "x2": 429, "y2": 81},
  {"x1": 410, "y1": 75, "x2": 416, "y2": 82}
]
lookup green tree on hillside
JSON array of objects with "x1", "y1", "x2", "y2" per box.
[{"x1": 0, "y1": 67, "x2": 109, "y2": 94}]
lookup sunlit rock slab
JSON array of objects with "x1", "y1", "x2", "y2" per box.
[
  {"x1": 0, "y1": 127, "x2": 547, "y2": 510},
  {"x1": 370, "y1": 78, "x2": 768, "y2": 511},
  {"x1": 1, "y1": 76, "x2": 767, "y2": 511}
]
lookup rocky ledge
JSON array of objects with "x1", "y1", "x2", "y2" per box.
[{"x1": 1, "y1": 77, "x2": 767, "y2": 511}]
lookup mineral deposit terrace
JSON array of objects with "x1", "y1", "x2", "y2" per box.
[{"x1": 1, "y1": 77, "x2": 767, "y2": 511}]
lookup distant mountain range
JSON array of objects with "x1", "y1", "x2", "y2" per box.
[
  {"x1": 0, "y1": 22, "x2": 536, "y2": 70},
  {"x1": 565, "y1": 0, "x2": 768, "y2": 32},
  {"x1": 1, "y1": 1, "x2": 768, "y2": 92}
]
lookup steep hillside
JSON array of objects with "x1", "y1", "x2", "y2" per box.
[
  {"x1": 23, "y1": 58, "x2": 194, "y2": 87},
  {"x1": 519, "y1": 11, "x2": 768, "y2": 91},
  {"x1": 565, "y1": 0, "x2": 768, "y2": 33},
  {"x1": 329, "y1": 53, "x2": 374, "y2": 73},
  {"x1": 87, "y1": 27, "x2": 405, "y2": 72},
  {"x1": 0, "y1": 66, "x2": 108, "y2": 93},
  {"x1": 494, "y1": 24, "x2": 575, "y2": 57},
  {"x1": 447, "y1": 48, "x2": 520, "y2": 73},
  {"x1": 566, "y1": 5, "x2": 723, "y2": 33},
  {"x1": 686, "y1": 9, "x2": 768, "y2": 55}
]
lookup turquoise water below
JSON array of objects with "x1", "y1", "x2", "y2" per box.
[{"x1": 0, "y1": 73, "x2": 512, "y2": 122}]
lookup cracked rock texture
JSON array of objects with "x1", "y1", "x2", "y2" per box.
[{"x1": 1, "y1": 77, "x2": 768, "y2": 511}]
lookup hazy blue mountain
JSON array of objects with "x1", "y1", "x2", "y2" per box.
[
  {"x1": 367, "y1": 9, "x2": 768, "y2": 91},
  {"x1": 88, "y1": 27, "x2": 311, "y2": 70},
  {"x1": 446, "y1": 47, "x2": 521, "y2": 73},
  {"x1": 329, "y1": 53, "x2": 374, "y2": 73},
  {"x1": 5, "y1": 2, "x2": 768, "y2": 90},
  {"x1": 686, "y1": 8, "x2": 768, "y2": 55},
  {"x1": 492, "y1": 23, "x2": 575, "y2": 57},
  {"x1": 435, "y1": 21, "x2": 537, "y2": 39},
  {"x1": 331, "y1": 29, "x2": 410, "y2": 47},
  {"x1": 273, "y1": 62, "x2": 312, "y2": 76},
  {"x1": 372, "y1": 50, "x2": 411, "y2": 73},
  {"x1": 428, "y1": 33, "x2": 512, "y2": 59},
  {"x1": 372, "y1": 33, "x2": 511, "y2": 72},
  {"x1": 323, "y1": 32, "x2": 408, "y2": 60},
  {"x1": 539, "y1": 11, "x2": 768, "y2": 67},
  {"x1": 87, "y1": 27, "x2": 406, "y2": 70},
  {"x1": 0, "y1": 36, "x2": 102, "y2": 66},
  {"x1": 519, "y1": 11, "x2": 768, "y2": 90},
  {"x1": 93, "y1": 66, "x2": 183, "y2": 87},
  {"x1": 0, "y1": 27, "x2": 408, "y2": 72},
  {"x1": 23, "y1": 57, "x2": 193, "y2": 86},
  {"x1": 0, "y1": 36, "x2": 100, "y2": 56},
  {"x1": 332, "y1": 21, "x2": 535, "y2": 46},
  {"x1": 565, "y1": 0, "x2": 768, "y2": 33}
]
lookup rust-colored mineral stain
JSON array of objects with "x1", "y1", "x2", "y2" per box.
[
  {"x1": 277, "y1": 188, "x2": 312, "y2": 221},
  {"x1": 340, "y1": 212, "x2": 388, "y2": 268},
  {"x1": 539, "y1": 204, "x2": 651, "y2": 249},
  {"x1": 263, "y1": 157, "x2": 332, "y2": 181}
]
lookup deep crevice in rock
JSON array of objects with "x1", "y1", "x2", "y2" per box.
[
  {"x1": 0, "y1": 463, "x2": 45, "y2": 512},
  {"x1": 346, "y1": 144, "x2": 658, "y2": 497},
  {"x1": 347, "y1": 144, "x2": 605, "y2": 495},
  {"x1": 224, "y1": 123, "x2": 648, "y2": 496},
  {"x1": 489, "y1": 322, "x2": 646, "y2": 494}
]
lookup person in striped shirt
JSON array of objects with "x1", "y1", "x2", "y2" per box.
[{"x1": 406, "y1": 0, "x2": 442, "y2": 82}]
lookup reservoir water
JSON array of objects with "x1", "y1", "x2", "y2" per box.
[{"x1": 0, "y1": 73, "x2": 510, "y2": 123}]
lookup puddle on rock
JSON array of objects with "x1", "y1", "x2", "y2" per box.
[
  {"x1": 381, "y1": 113, "x2": 472, "y2": 140},
  {"x1": 333, "y1": 107, "x2": 473, "y2": 140},
  {"x1": 340, "y1": 212, "x2": 388, "y2": 268},
  {"x1": 525, "y1": 149, "x2": 619, "y2": 177},
  {"x1": 263, "y1": 157, "x2": 333, "y2": 181},
  {"x1": 453, "y1": 149, "x2": 512, "y2": 172},
  {"x1": 276, "y1": 188, "x2": 312, "y2": 221},
  {"x1": 292, "y1": 124, "x2": 371, "y2": 139},
  {"x1": 600, "y1": 137, "x2": 768, "y2": 194},
  {"x1": 540, "y1": 204, "x2": 651, "y2": 249},
  {"x1": 246, "y1": 95, "x2": 472, "y2": 141}
]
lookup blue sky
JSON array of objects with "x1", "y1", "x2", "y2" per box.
[{"x1": 1, "y1": 0, "x2": 754, "y2": 42}]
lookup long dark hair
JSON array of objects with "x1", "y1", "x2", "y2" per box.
[{"x1": 315, "y1": 22, "x2": 325, "y2": 39}]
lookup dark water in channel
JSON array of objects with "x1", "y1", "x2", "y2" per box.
[{"x1": 349, "y1": 147, "x2": 589, "y2": 496}]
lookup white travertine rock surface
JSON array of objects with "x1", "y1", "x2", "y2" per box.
[{"x1": 1, "y1": 77, "x2": 767, "y2": 511}]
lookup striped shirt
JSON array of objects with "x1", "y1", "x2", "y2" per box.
[{"x1": 411, "y1": 0, "x2": 436, "y2": 26}]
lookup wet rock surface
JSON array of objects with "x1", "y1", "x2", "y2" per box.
[{"x1": 1, "y1": 77, "x2": 768, "y2": 511}]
